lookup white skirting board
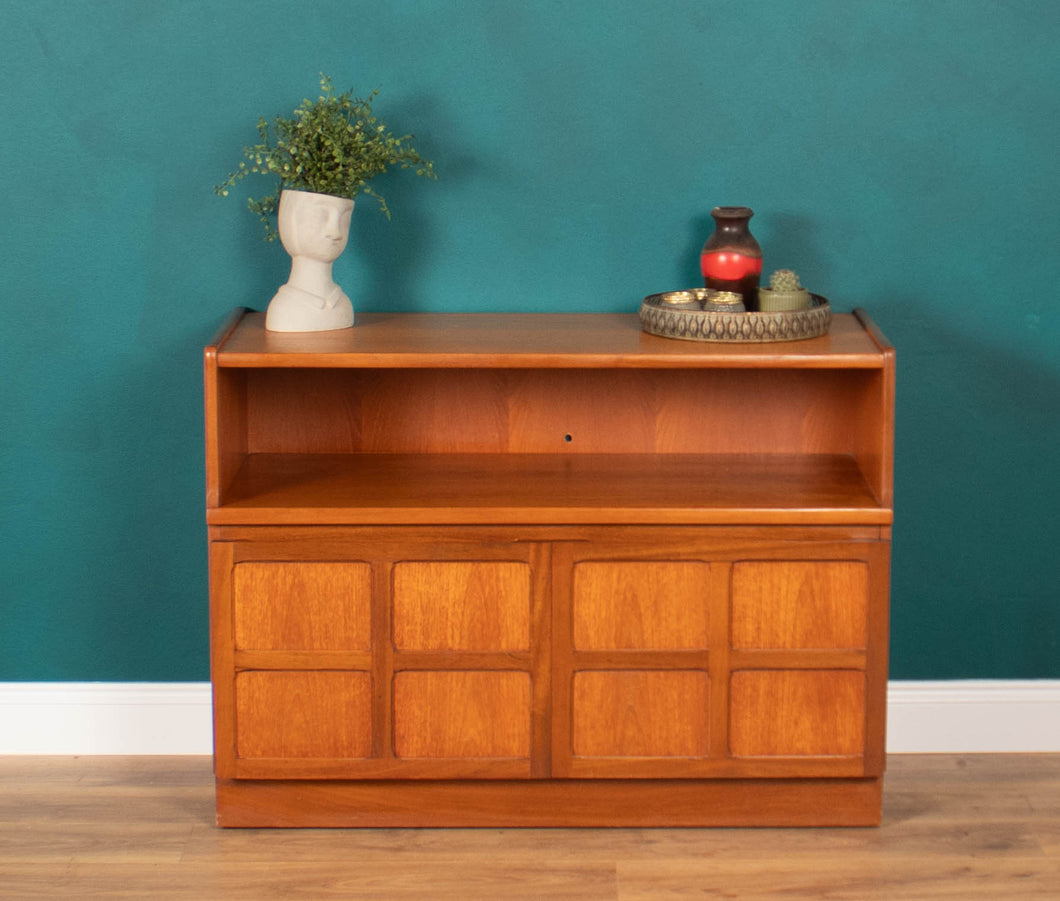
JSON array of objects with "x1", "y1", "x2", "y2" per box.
[
  {"x1": 1, "y1": 680, "x2": 1059, "y2": 755},
  {"x1": 0, "y1": 683, "x2": 212, "y2": 755},
  {"x1": 885, "y1": 680, "x2": 1060, "y2": 753}
]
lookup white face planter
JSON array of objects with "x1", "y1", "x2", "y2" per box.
[{"x1": 265, "y1": 189, "x2": 356, "y2": 332}]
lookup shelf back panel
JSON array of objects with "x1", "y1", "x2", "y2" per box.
[{"x1": 239, "y1": 368, "x2": 882, "y2": 458}]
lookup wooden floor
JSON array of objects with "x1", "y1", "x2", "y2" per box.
[{"x1": 1, "y1": 755, "x2": 1057, "y2": 899}]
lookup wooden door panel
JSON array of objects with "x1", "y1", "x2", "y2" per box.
[
  {"x1": 572, "y1": 561, "x2": 711, "y2": 650},
  {"x1": 571, "y1": 671, "x2": 710, "y2": 758},
  {"x1": 730, "y1": 670, "x2": 865, "y2": 757},
  {"x1": 393, "y1": 671, "x2": 532, "y2": 759},
  {"x1": 392, "y1": 561, "x2": 531, "y2": 651},
  {"x1": 731, "y1": 560, "x2": 868, "y2": 650},
  {"x1": 235, "y1": 671, "x2": 372, "y2": 759},
  {"x1": 233, "y1": 561, "x2": 371, "y2": 651}
]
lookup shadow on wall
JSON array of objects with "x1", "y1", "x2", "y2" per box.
[{"x1": 869, "y1": 294, "x2": 1060, "y2": 678}]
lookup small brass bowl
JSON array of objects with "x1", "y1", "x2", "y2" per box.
[
  {"x1": 702, "y1": 291, "x2": 745, "y2": 313},
  {"x1": 656, "y1": 288, "x2": 715, "y2": 310}
]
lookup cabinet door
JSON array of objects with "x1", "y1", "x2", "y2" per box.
[
  {"x1": 729, "y1": 560, "x2": 871, "y2": 760},
  {"x1": 211, "y1": 533, "x2": 549, "y2": 780},
  {"x1": 553, "y1": 551, "x2": 720, "y2": 778},
  {"x1": 212, "y1": 546, "x2": 377, "y2": 779},
  {"x1": 390, "y1": 559, "x2": 539, "y2": 774},
  {"x1": 551, "y1": 535, "x2": 888, "y2": 779}
]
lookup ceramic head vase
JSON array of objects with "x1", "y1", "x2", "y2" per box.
[{"x1": 265, "y1": 189, "x2": 356, "y2": 332}]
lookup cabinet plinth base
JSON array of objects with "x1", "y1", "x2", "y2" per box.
[{"x1": 215, "y1": 777, "x2": 883, "y2": 828}]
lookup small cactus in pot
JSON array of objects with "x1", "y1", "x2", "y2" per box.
[{"x1": 758, "y1": 269, "x2": 812, "y2": 312}]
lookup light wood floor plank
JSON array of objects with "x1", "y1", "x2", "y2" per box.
[
  {"x1": 617, "y1": 857, "x2": 1060, "y2": 900},
  {"x1": 0, "y1": 755, "x2": 1056, "y2": 900}
]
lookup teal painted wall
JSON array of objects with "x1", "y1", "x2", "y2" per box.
[{"x1": 2, "y1": 1, "x2": 1057, "y2": 681}]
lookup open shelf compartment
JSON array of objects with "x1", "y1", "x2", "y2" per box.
[{"x1": 206, "y1": 310, "x2": 893, "y2": 528}]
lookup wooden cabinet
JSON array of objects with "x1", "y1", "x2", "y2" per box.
[{"x1": 205, "y1": 309, "x2": 894, "y2": 826}]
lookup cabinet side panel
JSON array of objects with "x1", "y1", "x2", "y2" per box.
[
  {"x1": 863, "y1": 542, "x2": 892, "y2": 775},
  {"x1": 205, "y1": 368, "x2": 247, "y2": 506},
  {"x1": 854, "y1": 307, "x2": 896, "y2": 508},
  {"x1": 209, "y1": 541, "x2": 237, "y2": 777},
  {"x1": 852, "y1": 362, "x2": 895, "y2": 509},
  {"x1": 205, "y1": 311, "x2": 248, "y2": 507}
]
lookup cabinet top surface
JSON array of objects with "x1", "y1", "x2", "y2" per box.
[{"x1": 208, "y1": 310, "x2": 892, "y2": 369}]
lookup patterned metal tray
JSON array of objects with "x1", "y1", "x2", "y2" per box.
[{"x1": 639, "y1": 289, "x2": 831, "y2": 343}]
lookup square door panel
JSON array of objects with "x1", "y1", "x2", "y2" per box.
[
  {"x1": 234, "y1": 561, "x2": 371, "y2": 651},
  {"x1": 235, "y1": 671, "x2": 372, "y2": 759},
  {"x1": 572, "y1": 561, "x2": 711, "y2": 650},
  {"x1": 731, "y1": 561, "x2": 868, "y2": 650},
  {"x1": 392, "y1": 561, "x2": 531, "y2": 651},
  {"x1": 572, "y1": 671, "x2": 710, "y2": 758},
  {"x1": 730, "y1": 670, "x2": 865, "y2": 757},
  {"x1": 393, "y1": 671, "x2": 531, "y2": 758}
]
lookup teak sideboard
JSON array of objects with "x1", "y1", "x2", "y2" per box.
[{"x1": 204, "y1": 309, "x2": 894, "y2": 827}]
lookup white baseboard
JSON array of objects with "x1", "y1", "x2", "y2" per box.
[
  {"x1": 0, "y1": 683, "x2": 212, "y2": 755},
  {"x1": 1, "y1": 680, "x2": 1058, "y2": 755},
  {"x1": 886, "y1": 680, "x2": 1060, "y2": 753}
]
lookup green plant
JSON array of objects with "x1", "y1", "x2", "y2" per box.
[
  {"x1": 769, "y1": 269, "x2": 803, "y2": 292},
  {"x1": 216, "y1": 74, "x2": 436, "y2": 239}
]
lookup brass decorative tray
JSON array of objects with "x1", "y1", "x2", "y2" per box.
[{"x1": 639, "y1": 289, "x2": 831, "y2": 343}]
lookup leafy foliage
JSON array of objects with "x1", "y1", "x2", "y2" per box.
[{"x1": 216, "y1": 75, "x2": 436, "y2": 239}]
